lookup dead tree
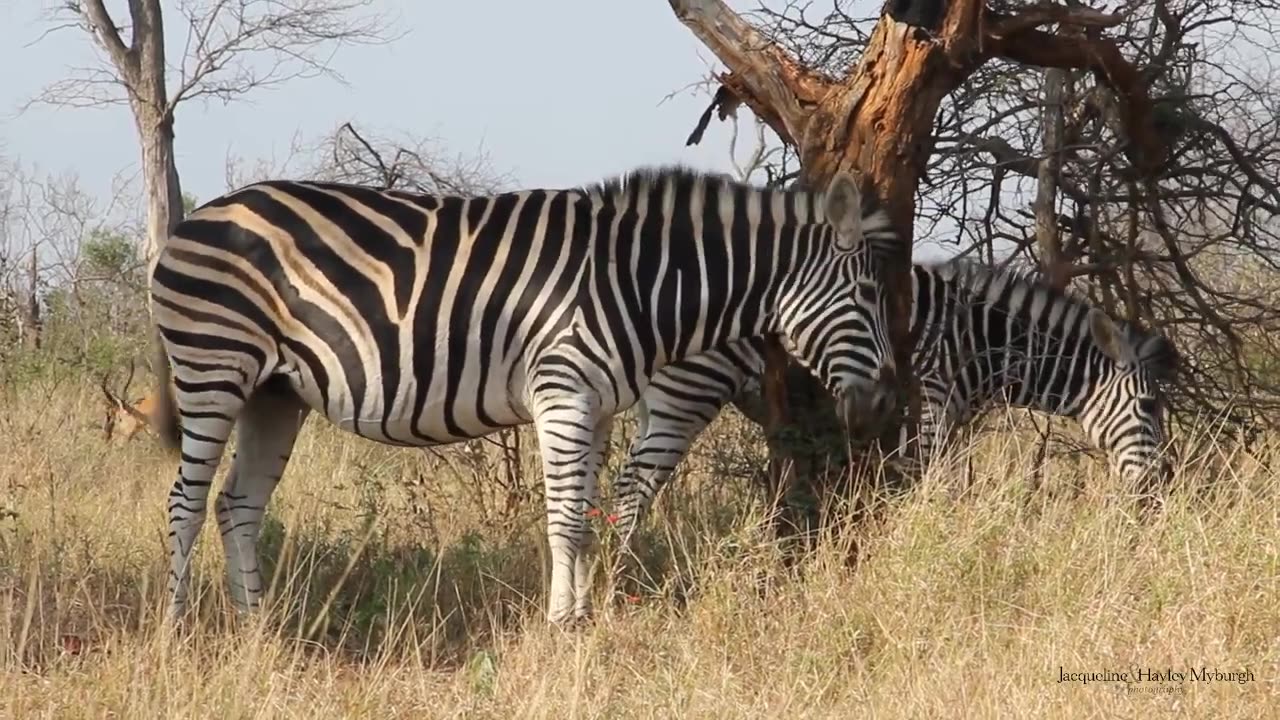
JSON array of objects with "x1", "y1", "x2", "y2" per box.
[
  {"x1": 666, "y1": 0, "x2": 1169, "y2": 541},
  {"x1": 33, "y1": 0, "x2": 393, "y2": 272},
  {"x1": 23, "y1": 245, "x2": 40, "y2": 351}
]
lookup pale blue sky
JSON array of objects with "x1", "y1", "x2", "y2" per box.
[
  {"x1": 0, "y1": 1, "x2": 758, "y2": 205},
  {"x1": 1, "y1": 0, "x2": 966, "y2": 262}
]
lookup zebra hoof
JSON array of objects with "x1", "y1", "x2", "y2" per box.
[{"x1": 546, "y1": 612, "x2": 593, "y2": 632}]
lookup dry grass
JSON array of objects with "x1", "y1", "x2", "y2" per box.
[{"x1": 0, "y1": 376, "x2": 1277, "y2": 719}]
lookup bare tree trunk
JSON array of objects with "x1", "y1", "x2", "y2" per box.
[
  {"x1": 760, "y1": 336, "x2": 799, "y2": 526},
  {"x1": 135, "y1": 105, "x2": 183, "y2": 273},
  {"x1": 1036, "y1": 68, "x2": 1069, "y2": 289},
  {"x1": 77, "y1": 0, "x2": 182, "y2": 274},
  {"x1": 1031, "y1": 68, "x2": 1067, "y2": 495},
  {"x1": 24, "y1": 245, "x2": 40, "y2": 351},
  {"x1": 128, "y1": 0, "x2": 181, "y2": 271},
  {"x1": 60, "y1": 0, "x2": 391, "y2": 276}
]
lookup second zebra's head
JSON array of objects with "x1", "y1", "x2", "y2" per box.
[
  {"x1": 1079, "y1": 310, "x2": 1180, "y2": 492},
  {"x1": 775, "y1": 172, "x2": 899, "y2": 438}
]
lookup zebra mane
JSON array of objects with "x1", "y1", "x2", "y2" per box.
[
  {"x1": 930, "y1": 256, "x2": 1094, "y2": 314},
  {"x1": 925, "y1": 256, "x2": 1178, "y2": 375},
  {"x1": 579, "y1": 164, "x2": 740, "y2": 198},
  {"x1": 580, "y1": 165, "x2": 897, "y2": 241}
]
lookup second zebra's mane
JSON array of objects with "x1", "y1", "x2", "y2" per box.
[
  {"x1": 928, "y1": 257, "x2": 1114, "y2": 328},
  {"x1": 923, "y1": 257, "x2": 1178, "y2": 374}
]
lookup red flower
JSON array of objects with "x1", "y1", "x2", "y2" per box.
[{"x1": 585, "y1": 508, "x2": 603, "y2": 518}]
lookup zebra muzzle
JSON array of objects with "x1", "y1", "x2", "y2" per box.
[{"x1": 836, "y1": 378, "x2": 900, "y2": 441}]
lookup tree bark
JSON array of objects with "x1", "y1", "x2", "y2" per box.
[
  {"x1": 23, "y1": 245, "x2": 40, "y2": 351},
  {"x1": 135, "y1": 105, "x2": 184, "y2": 274},
  {"x1": 1036, "y1": 68, "x2": 1069, "y2": 289},
  {"x1": 667, "y1": 0, "x2": 1167, "y2": 542},
  {"x1": 129, "y1": 0, "x2": 182, "y2": 273},
  {"x1": 80, "y1": 0, "x2": 182, "y2": 274}
]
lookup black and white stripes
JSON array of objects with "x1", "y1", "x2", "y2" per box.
[
  {"x1": 609, "y1": 259, "x2": 1180, "y2": 559},
  {"x1": 147, "y1": 166, "x2": 900, "y2": 624}
]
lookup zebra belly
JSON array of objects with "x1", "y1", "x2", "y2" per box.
[{"x1": 281, "y1": 365, "x2": 532, "y2": 447}]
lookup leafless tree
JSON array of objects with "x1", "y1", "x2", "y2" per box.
[
  {"x1": 29, "y1": 0, "x2": 397, "y2": 270},
  {"x1": 223, "y1": 120, "x2": 513, "y2": 195},
  {"x1": 0, "y1": 154, "x2": 165, "y2": 378},
  {"x1": 664, "y1": 0, "x2": 1280, "y2": 539},
  {"x1": 306, "y1": 122, "x2": 512, "y2": 195},
  {"x1": 0, "y1": 159, "x2": 20, "y2": 356}
]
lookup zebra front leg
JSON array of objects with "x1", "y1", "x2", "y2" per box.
[
  {"x1": 886, "y1": 378, "x2": 955, "y2": 486},
  {"x1": 167, "y1": 395, "x2": 241, "y2": 620},
  {"x1": 610, "y1": 397, "x2": 713, "y2": 601},
  {"x1": 532, "y1": 395, "x2": 604, "y2": 626},
  {"x1": 609, "y1": 436, "x2": 650, "y2": 599},
  {"x1": 215, "y1": 388, "x2": 308, "y2": 613}
]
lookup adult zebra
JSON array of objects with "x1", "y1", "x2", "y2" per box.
[
  {"x1": 609, "y1": 258, "x2": 1180, "y2": 563},
  {"x1": 147, "y1": 165, "x2": 901, "y2": 625}
]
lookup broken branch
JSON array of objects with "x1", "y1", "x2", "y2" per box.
[{"x1": 667, "y1": 0, "x2": 836, "y2": 146}]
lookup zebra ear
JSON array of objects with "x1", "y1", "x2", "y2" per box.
[
  {"x1": 824, "y1": 172, "x2": 864, "y2": 252},
  {"x1": 1088, "y1": 309, "x2": 1125, "y2": 362}
]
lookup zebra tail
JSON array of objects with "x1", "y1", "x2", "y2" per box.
[{"x1": 151, "y1": 327, "x2": 182, "y2": 454}]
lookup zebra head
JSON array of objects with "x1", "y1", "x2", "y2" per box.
[
  {"x1": 775, "y1": 172, "x2": 899, "y2": 438},
  {"x1": 1078, "y1": 310, "x2": 1180, "y2": 490}
]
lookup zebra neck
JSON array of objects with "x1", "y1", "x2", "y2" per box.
[
  {"x1": 963, "y1": 303, "x2": 1092, "y2": 419},
  {"x1": 642, "y1": 219, "x2": 820, "y2": 365}
]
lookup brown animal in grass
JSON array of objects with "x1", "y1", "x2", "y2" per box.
[{"x1": 100, "y1": 362, "x2": 170, "y2": 443}]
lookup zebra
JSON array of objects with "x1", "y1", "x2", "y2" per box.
[
  {"x1": 146, "y1": 165, "x2": 902, "y2": 625},
  {"x1": 608, "y1": 258, "x2": 1180, "y2": 570}
]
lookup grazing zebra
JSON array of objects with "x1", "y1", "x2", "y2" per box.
[
  {"x1": 609, "y1": 258, "x2": 1179, "y2": 562},
  {"x1": 147, "y1": 166, "x2": 902, "y2": 625}
]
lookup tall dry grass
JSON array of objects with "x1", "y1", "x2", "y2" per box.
[{"x1": 0, "y1": 376, "x2": 1276, "y2": 718}]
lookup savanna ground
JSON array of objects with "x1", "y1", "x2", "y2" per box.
[{"x1": 0, "y1": 373, "x2": 1276, "y2": 719}]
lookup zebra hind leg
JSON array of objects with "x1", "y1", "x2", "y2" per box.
[
  {"x1": 531, "y1": 394, "x2": 605, "y2": 626},
  {"x1": 166, "y1": 382, "x2": 247, "y2": 622},
  {"x1": 573, "y1": 416, "x2": 613, "y2": 622},
  {"x1": 215, "y1": 380, "x2": 309, "y2": 614}
]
